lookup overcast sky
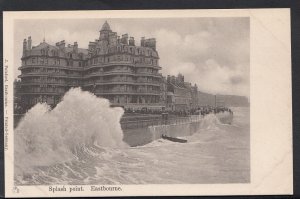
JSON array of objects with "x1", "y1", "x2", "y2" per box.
[{"x1": 14, "y1": 18, "x2": 249, "y2": 97}]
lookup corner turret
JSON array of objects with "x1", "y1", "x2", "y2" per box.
[{"x1": 99, "y1": 21, "x2": 112, "y2": 41}]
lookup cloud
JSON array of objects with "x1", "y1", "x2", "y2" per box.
[
  {"x1": 14, "y1": 18, "x2": 249, "y2": 97},
  {"x1": 45, "y1": 28, "x2": 98, "y2": 48},
  {"x1": 153, "y1": 27, "x2": 249, "y2": 97}
]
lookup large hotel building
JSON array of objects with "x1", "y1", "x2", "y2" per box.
[
  {"x1": 16, "y1": 21, "x2": 249, "y2": 115},
  {"x1": 19, "y1": 21, "x2": 164, "y2": 110}
]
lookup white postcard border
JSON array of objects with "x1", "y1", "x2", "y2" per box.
[{"x1": 3, "y1": 9, "x2": 293, "y2": 197}]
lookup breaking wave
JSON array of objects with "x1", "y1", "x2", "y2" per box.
[
  {"x1": 14, "y1": 88, "x2": 126, "y2": 175},
  {"x1": 149, "y1": 113, "x2": 221, "y2": 141},
  {"x1": 14, "y1": 87, "x2": 249, "y2": 185}
]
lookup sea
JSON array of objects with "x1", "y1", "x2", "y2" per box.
[{"x1": 14, "y1": 88, "x2": 250, "y2": 185}]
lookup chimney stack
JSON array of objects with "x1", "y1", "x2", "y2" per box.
[
  {"x1": 144, "y1": 38, "x2": 156, "y2": 50},
  {"x1": 141, "y1": 37, "x2": 145, "y2": 47},
  {"x1": 56, "y1": 40, "x2": 65, "y2": 49},
  {"x1": 129, "y1": 37, "x2": 135, "y2": 46},
  {"x1": 121, "y1": 34, "x2": 128, "y2": 45},
  {"x1": 23, "y1": 39, "x2": 27, "y2": 55},
  {"x1": 73, "y1": 42, "x2": 78, "y2": 53},
  {"x1": 27, "y1": 36, "x2": 32, "y2": 50}
]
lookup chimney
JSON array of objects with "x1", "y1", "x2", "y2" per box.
[
  {"x1": 150, "y1": 38, "x2": 156, "y2": 50},
  {"x1": 56, "y1": 40, "x2": 65, "y2": 49},
  {"x1": 88, "y1": 41, "x2": 96, "y2": 51},
  {"x1": 144, "y1": 38, "x2": 156, "y2": 50},
  {"x1": 121, "y1": 34, "x2": 128, "y2": 45},
  {"x1": 141, "y1": 37, "x2": 145, "y2": 47},
  {"x1": 23, "y1": 39, "x2": 27, "y2": 55},
  {"x1": 73, "y1": 42, "x2": 78, "y2": 53},
  {"x1": 27, "y1": 36, "x2": 32, "y2": 50},
  {"x1": 129, "y1": 37, "x2": 135, "y2": 46}
]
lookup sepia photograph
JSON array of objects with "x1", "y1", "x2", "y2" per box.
[
  {"x1": 13, "y1": 17, "x2": 250, "y2": 185},
  {"x1": 3, "y1": 9, "x2": 292, "y2": 197}
]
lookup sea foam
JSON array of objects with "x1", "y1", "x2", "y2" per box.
[{"x1": 14, "y1": 88, "x2": 126, "y2": 174}]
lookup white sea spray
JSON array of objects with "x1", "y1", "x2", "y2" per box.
[{"x1": 14, "y1": 87, "x2": 127, "y2": 175}]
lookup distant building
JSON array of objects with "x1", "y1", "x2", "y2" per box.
[
  {"x1": 18, "y1": 21, "x2": 163, "y2": 111},
  {"x1": 190, "y1": 84, "x2": 199, "y2": 110},
  {"x1": 160, "y1": 76, "x2": 168, "y2": 108},
  {"x1": 166, "y1": 74, "x2": 198, "y2": 111}
]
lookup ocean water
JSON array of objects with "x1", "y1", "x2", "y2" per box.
[{"x1": 14, "y1": 88, "x2": 250, "y2": 185}]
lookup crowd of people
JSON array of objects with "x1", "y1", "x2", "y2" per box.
[
  {"x1": 15, "y1": 102, "x2": 233, "y2": 117},
  {"x1": 194, "y1": 106, "x2": 233, "y2": 116},
  {"x1": 124, "y1": 106, "x2": 233, "y2": 117}
]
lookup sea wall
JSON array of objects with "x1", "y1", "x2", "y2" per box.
[
  {"x1": 150, "y1": 121, "x2": 203, "y2": 140},
  {"x1": 149, "y1": 115, "x2": 204, "y2": 140},
  {"x1": 148, "y1": 112, "x2": 234, "y2": 142}
]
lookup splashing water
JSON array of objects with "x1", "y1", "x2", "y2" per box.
[
  {"x1": 148, "y1": 113, "x2": 221, "y2": 141},
  {"x1": 15, "y1": 88, "x2": 127, "y2": 175},
  {"x1": 14, "y1": 88, "x2": 250, "y2": 185},
  {"x1": 200, "y1": 113, "x2": 221, "y2": 130}
]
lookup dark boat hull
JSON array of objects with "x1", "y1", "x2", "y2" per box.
[{"x1": 161, "y1": 135, "x2": 187, "y2": 143}]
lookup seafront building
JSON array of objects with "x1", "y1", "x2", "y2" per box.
[
  {"x1": 165, "y1": 74, "x2": 198, "y2": 111},
  {"x1": 18, "y1": 21, "x2": 163, "y2": 111},
  {"x1": 17, "y1": 21, "x2": 249, "y2": 113},
  {"x1": 19, "y1": 37, "x2": 85, "y2": 109}
]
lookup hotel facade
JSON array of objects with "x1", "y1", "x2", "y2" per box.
[
  {"x1": 16, "y1": 21, "x2": 249, "y2": 115},
  {"x1": 19, "y1": 21, "x2": 164, "y2": 111}
]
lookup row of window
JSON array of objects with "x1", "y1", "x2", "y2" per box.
[
  {"x1": 93, "y1": 85, "x2": 160, "y2": 92},
  {"x1": 89, "y1": 55, "x2": 158, "y2": 66},
  {"x1": 24, "y1": 55, "x2": 158, "y2": 68},
  {"x1": 86, "y1": 66, "x2": 158, "y2": 75},
  {"x1": 22, "y1": 87, "x2": 66, "y2": 93},
  {"x1": 22, "y1": 68, "x2": 82, "y2": 75},
  {"x1": 92, "y1": 44, "x2": 156, "y2": 57},
  {"x1": 40, "y1": 49, "x2": 84, "y2": 60},
  {"x1": 99, "y1": 95, "x2": 160, "y2": 104},
  {"x1": 25, "y1": 96, "x2": 58, "y2": 105},
  {"x1": 24, "y1": 57, "x2": 86, "y2": 67}
]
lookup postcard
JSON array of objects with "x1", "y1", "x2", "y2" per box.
[{"x1": 3, "y1": 9, "x2": 292, "y2": 197}]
